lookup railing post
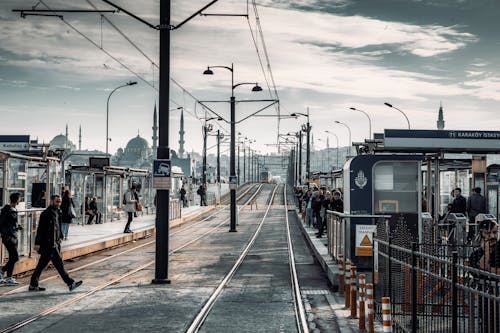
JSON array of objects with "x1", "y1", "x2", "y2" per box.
[
  {"x1": 338, "y1": 254, "x2": 345, "y2": 295},
  {"x1": 350, "y1": 265, "x2": 358, "y2": 318},
  {"x1": 388, "y1": 235, "x2": 392, "y2": 302},
  {"x1": 345, "y1": 259, "x2": 352, "y2": 308},
  {"x1": 451, "y1": 251, "x2": 458, "y2": 333},
  {"x1": 411, "y1": 242, "x2": 418, "y2": 333},
  {"x1": 359, "y1": 273, "x2": 366, "y2": 331},
  {"x1": 366, "y1": 283, "x2": 374, "y2": 333}
]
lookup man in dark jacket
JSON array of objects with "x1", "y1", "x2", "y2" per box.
[
  {"x1": 0, "y1": 193, "x2": 22, "y2": 285},
  {"x1": 180, "y1": 185, "x2": 187, "y2": 207},
  {"x1": 331, "y1": 191, "x2": 344, "y2": 213},
  {"x1": 29, "y1": 195, "x2": 82, "y2": 292},
  {"x1": 467, "y1": 187, "x2": 487, "y2": 240},
  {"x1": 450, "y1": 188, "x2": 467, "y2": 215}
]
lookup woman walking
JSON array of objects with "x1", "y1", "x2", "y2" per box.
[{"x1": 60, "y1": 190, "x2": 75, "y2": 240}]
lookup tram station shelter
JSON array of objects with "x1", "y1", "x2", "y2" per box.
[{"x1": 340, "y1": 129, "x2": 500, "y2": 267}]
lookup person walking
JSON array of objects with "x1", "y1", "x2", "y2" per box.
[
  {"x1": 123, "y1": 185, "x2": 137, "y2": 233},
  {"x1": 316, "y1": 191, "x2": 331, "y2": 238},
  {"x1": 29, "y1": 195, "x2": 82, "y2": 292},
  {"x1": 450, "y1": 187, "x2": 467, "y2": 215},
  {"x1": 467, "y1": 187, "x2": 487, "y2": 240},
  {"x1": 0, "y1": 193, "x2": 22, "y2": 286},
  {"x1": 60, "y1": 190, "x2": 75, "y2": 240}
]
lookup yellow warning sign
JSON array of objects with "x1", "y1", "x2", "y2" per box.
[
  {"x1": 355, "y1": 225, "x2": 376, "y2": 257},
  {"x1": 360, "y1": 235, "x2": 372, "y2": 246}
]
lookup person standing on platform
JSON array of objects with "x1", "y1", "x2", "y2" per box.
[
  {"x1": 331, "y1": 191, "x2": 344, "y2": 213},
  {"x1": 89, "y1": 197, "x2": 102, "y2": 224},
  {"x1": 60, "y1": 190, "x2": 75, "y2": 240},
  {"x1": 123, "y1": 185, "x2": 137, "y2": 233},
  {"x1": 0, "y1": 193, "x2": 22, "y2": 286},
  {"x1": 29, "y1": 195, "x2": 82, "y2": 292},
  {"x1": 467, "y1": 187, "x2": 487, "y2": 240},
  {"x1": 450, "y1": 187, "x2": 467, "y2": 215},
  {"x1": 197, "y1": 185, "x2": 207, "y2": 206},
  {"x1": 180, "y1": 185, "x2": 187, "y2": 208}
]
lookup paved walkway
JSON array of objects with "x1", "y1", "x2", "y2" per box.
[{"x1": 62, "y1": 205, "x2": 204, "y2": 249}]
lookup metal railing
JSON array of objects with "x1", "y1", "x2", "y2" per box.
[
  {"x1": 374, "y1": 236, "x2": 500, "y2": 333},
  {"x1": 326, "y1": 210, "x2": 390, "y2": 262}
]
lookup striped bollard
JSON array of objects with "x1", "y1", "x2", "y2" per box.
[
  {"x1": 366, "y1": 283, "x2": 374, "y2": 333},
  {"x1": 344, "y1": 259, "x2": 352, "y2": 308},
  {"x1": 350, "y1": 266, "x2": 357, "y2": 318},
  {"x1": 358, "y1": 273, "x2": 366, "y2": 331},
  {"x1": 338, "y1": 254, "x2": 345, "y2": 295},
  {"x1": 382, "y1": 297, "x2": 392, "y2": 333}
]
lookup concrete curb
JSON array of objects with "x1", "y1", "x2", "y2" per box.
[
  {"x1": 13, "y1": 206, "x2": 216, "y2": 276},
  {"x1": 293, "y1": 209, "x2": 340, "y2": 291}
]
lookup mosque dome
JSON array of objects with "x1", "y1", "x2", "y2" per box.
[
  {"x1": 123, "y1": 134, "x2": 150, "y2": 161},
  {"x1": 50, "y1": 134, "x2": 76, "y2": 150}
]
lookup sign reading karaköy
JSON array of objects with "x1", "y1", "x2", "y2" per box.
[
  {"x1": 384, "y1": 129, "x2": 500, "y2": 151},
  {"x1": 0, "y1": 135, "x2": 30, "y2": 151},
  {"x1": 355, "y1": 225, "x2": 377, "y2": 257},
  {"x1": 153, "y1": 159, "x2": 171, "y2": 189}
]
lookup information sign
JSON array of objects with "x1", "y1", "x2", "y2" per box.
[
  {"x1": 355, "y1": 225, "x2": 377, "y2": 256},
  {"x1": 153, "y1": 159, "x2": 171, "y2": 189}
]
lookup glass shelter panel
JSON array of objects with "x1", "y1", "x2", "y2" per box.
[{"x1": 374, "y1": 162, "x2": 419, "y2": 214}]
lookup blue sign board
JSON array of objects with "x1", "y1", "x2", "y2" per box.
[
  {"x1": 153, "y1": 159, "x2": 171, "y2": 189},
  {"x1": 0, "y1": 135, "x2": 30, "y2": 151},
  {"x1": 384, "y1": 129, "x2": 500, "y2": 151}
]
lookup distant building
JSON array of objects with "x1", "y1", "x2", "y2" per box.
[{"x1": 437, "y1": 102, "x2": 445, "y2": 130}]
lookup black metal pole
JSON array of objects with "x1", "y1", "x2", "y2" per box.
[
  {"x1": 451, "y1": 251, "x2": 458, "y2": 333},
  {"x1": 237, "y1": 142, "x2": 240, "y2": 185},
  {"x1": 202, "y1": 124, "x2": 207, "y2": 185},
  {"x1": 306, "y1": 122, "x2": 310, "y2": 185},
  {"x1": 153, "y1": 0, "x2": 170, "y2": 284},
  {"x1": 299, "y1": 132, "x2": 302, "y2": 185},
  {"x1": 411, "y1": 242, "x2": 418, "y2": 333},
  {"x1": 229, "y1": 96, "x2": 237, "y2": 232},
  {"x1": 217, "y1": 130, "x2": 221, "y2": 184},
  {"x1": 243, "y1": 142, "x2": 246, "y2": 183}
]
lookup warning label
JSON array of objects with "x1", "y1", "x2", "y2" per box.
[{"x1": 355, "y1": 225, "x2": 377, "y2": 257}]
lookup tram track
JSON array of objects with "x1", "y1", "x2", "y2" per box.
[
  {"x1": 185, "y1": 184, "x2": 309, "y2": 333},
  {"x1": 0, "y1": 184, "x2": 265, "y2": 333},
  {"x1": 0, "y1": 183, "x2": 258, "y2": 298}
]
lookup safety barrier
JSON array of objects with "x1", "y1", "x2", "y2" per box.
[
  {"x1": 351, "y1": 265, "x2": 358, "y2": 318},
  {"x1": 382, "y1": 297, "x2": 392, "y2": 333},
  {"x1": 359, "y1": 273, "x2": 366, "y2": 331}
]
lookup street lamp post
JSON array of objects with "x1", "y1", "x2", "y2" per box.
[
  {"x1": 350, "y1": 107, "x2": 372, "y2": 139},
  {"x1": 325, "y1": 130, "x2": 339, "y2": 169},
  {"x1": 384, "y1": 102, "x2": 411, "y2": 129},
  {"x1": 335, "y1": 120, "x2": 352, "y2": 156},
  {"x1": 203, "y1": 64, "x2": 262, "y2": 232},
  {"x1": 291, "y1": 108, "x2": 310, "y2": 185},
  {"x1": 106, "y1": 81, "x2": 137, "y2": 155}
]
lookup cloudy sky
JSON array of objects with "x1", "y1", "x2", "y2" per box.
[{"x1": 1, "y1": 0, "x2": 499, "y2": 154}]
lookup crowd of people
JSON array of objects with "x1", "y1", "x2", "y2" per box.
[{"x1": 294, "y1": 185, "x2": 344, "y2": 238}]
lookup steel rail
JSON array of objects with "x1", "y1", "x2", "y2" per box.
[
  {"x1": 1, "y1": 184, "x2": 258, "y2": 297},
  {"x1": 0, "y1": 183, "x2": 264, "y2": 333},
  {"x1": 283, "y1": 184, "x2": 309, "y2": 333},
  {"x1": 185, "y1": 184, "x2": 280, "y2": 333}
]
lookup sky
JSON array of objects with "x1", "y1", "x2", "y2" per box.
[{"x1": 1, "y1": 0, "x2": 500, "y2": 155}]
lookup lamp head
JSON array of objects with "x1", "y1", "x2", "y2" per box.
[
  {"x1": 334, "y1": 120, "x2": 340, "y2": 124},
  {"x1": 127, "y1": 81, "x2": 137, "y2": 86},
  {"x1": 203, "y1": 67, "x2": 214, "y2": 75},
  {"x1": 384, "y1": 102, "x2": 393, "y2": 108},
  {"x1": 349, "y1": 107, "x2": 356, "y2": 110},
  {"x1": 252, "y1": 84, "x2": 263, "y2": 92}
]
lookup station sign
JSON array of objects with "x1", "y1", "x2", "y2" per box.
[
  {"x1": 153, "y1": 159, "x2": 171, "y2": 189},
  {"x1": 355, "y1": 225, "x2": 377, "y2": 256},
  {"x1": 0, "y1": 135, "x2": 30, "y2": 151},
  {"x1": 89, "y1": 157, "x2": 110, "y2": 170},
  {"x1": 384, "y1": 129, "x2": 500, "y2": 151}
]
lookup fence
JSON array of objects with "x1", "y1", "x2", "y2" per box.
[{"x1": 374, "y1": 236, "x2": 500, "y2": 333}]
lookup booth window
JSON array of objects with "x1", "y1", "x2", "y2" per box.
[{"x1": 374, "y1": 162, "x2": 418, "y2": 213}]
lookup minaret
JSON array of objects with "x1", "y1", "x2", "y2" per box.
[
  {"x1": 437, "y1": 102, "x2": 445, "y2": 130},
  {"x1": 152, "y1": 103, "x2": 158, "y2": 158},
  {"x1": 65, "y1": 124, "x2": 69, "y2": 149},
  {"x1": 78, "y1": 125, "x2": 82, "y2": 150},
  {"x1": 311, "y1": 133, "x2": 315, "y2": 151},
  {"x1": 178, "y1": 107, "x2": 185, "y2": 158}
]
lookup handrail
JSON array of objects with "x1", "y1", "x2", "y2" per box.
[{"x1": 327, "y1": 210, "x2": 391, "y2": 219}]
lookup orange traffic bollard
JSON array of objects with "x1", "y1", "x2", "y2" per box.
[
  {"x1": 350, "y1": 265, "x2": 357, "y2": 318},
  {"x1": 382, "y1": 297, "x2": 393, "y2": 333},
  {"x1": 366, "y1": 283, "x2": 374, "y2": 333},
  {"x1": 358, "y1": 273, "x2": 366, "y2": 331},
  {"x1": 345, "y1": 259, "x2": 351, "y2": 308}
]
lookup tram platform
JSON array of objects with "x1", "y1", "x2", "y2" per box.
[{"x1": 11, "y1": 204, "x2": 215, "y2": 276}]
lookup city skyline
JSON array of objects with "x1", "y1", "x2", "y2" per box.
[{"x1": 1, "y1": 1, "x2": 500, "y2": 154}]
